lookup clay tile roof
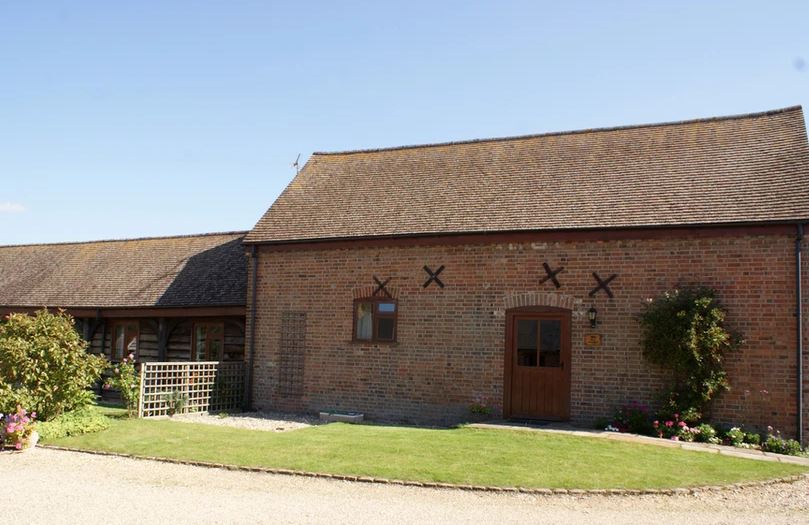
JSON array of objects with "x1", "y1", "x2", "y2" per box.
[
  {"x1": 245, "y1": 106, "x2": 809, "y2": 244},
  {"x1": 0, "y1": 232, "x2": 247, "y2": 309}
]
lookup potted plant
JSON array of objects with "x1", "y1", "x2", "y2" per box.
[{"x1": 2, "y1": 405, "x2": 38, "y2": 451}]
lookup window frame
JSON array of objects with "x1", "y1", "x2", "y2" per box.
[
  {"x1": 109, "y1": 320, "x2": 139, "y2": 363},
  {"x1": 352, "y1": 297, "x2": 398, "y2": 343},
  {"x1": 192, "y1": 321, "x2": 226, "y2": 361}
]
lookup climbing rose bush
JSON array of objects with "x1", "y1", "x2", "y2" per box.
[
  {"x1": 639, "y1": 287, "x2": 741, "y2": 415},
  {"x1": 0, "y1": 310, "x2": 108, "y2": 420},
  {"x1": 104, "y1": 353, "x2": 140, "y2": 417}
]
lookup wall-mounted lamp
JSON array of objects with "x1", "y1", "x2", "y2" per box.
[{"x1": 588, "y1": 306, "x2": 598, "y2": 329}]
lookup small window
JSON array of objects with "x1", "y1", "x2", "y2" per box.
[
  {"x1": 110, "y1": 321, "x2": 139, "y2": 362},
  {"x1": 353, "y1": 299, "x2": 398, "y2": 342},
  {"x1": 194, "y1": 322, "x2": 225, "y2": 361}
]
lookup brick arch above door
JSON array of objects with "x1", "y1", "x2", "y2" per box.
[
  {"x1": 352, "y1": 285, "x2": 400, "y2": 299},
  {"x1": 503, "y1": 291, "x2": 577, "y2": 311}
]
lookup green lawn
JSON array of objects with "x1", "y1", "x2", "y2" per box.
[
  {"x1": 92, "y1": 402, "x2": 129, "y2": 419},
  {"x1": 44, "y1": 418, "x2": 807, "y2": 489}
]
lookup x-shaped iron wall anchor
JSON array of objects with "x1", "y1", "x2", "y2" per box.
[
  {"x1": 539, "y1": 262, "x2": 564, "y2": 289},
  {"x1": 589, "y1": 272, "x2": 617, "y2": 298},
  {"x1": 423, "y1": 265, "x2": 445, "y2": 288},
  {"x1": 373, "y1": 276, "x2": 392, "y2": 298}
]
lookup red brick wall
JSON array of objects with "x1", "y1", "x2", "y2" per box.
[{"x1": 248, "y1": 231, "x2": 807, "y2": 443}]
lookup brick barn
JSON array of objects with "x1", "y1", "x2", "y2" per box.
[{"x1": 243, "y1": 106, "x2": 809, "y2": 444}]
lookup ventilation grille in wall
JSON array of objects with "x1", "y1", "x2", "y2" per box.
[{"x1": 278, "y1": 311, "x2": 306, "y2": 396}]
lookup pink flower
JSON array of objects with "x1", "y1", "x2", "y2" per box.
[
  {"x1": 14, "y1": 442, "x2": 22, "y2": 450},
  {"x1": 678, "y1": 421, "x2": 687, "y2": 428},
  {"x1": 129, "y1": 353, "x2": 135, "y2": 360},
  {"x1": 665, "y1": 421, "x2": 674, "y2": 428},
  {"x1": 671, "y1": 436, "x2": 679, "y2": 441},
  {"x1": 673, "y1": 413, "x2": 679, "y2": 419},
  {"x1": 653, "y1": 420, "x2": 659, "y2": 428}
]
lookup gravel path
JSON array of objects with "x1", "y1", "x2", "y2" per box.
[
  {"x1": 169, "y1": 411, "x2": 319, "y2": 432},
  {"x1": 5, "y1": 448, "x2": 809, "y2": 524}
]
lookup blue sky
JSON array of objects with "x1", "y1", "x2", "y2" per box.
[{"x1": 1, "y1": 1, "x2": 807, "y2": 244}]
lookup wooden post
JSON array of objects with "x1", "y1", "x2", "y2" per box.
[
  {"x1": 157, "y1": 318, "x2": 168, "y2": 360},
  {"x1": 184, "y1": 365, "x2": 191, "y2": 415},
  {"x1": 137, "y1": 362, "x2": 146, "y2": 418}
]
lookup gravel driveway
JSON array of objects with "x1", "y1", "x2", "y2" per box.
[{"x1": 5, "y1": 448, "x2": 808, "y2": 524}]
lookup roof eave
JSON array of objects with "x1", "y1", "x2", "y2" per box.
[{"x1": 242, "y1": 219, "x2": 809, "y2": 246}]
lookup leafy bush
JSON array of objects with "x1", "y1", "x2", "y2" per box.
[
  {"x1": 692, "y1": 423, "x2": 721, "y2": 444},
  {"x1": 469, "y1": 394, "x2": 494, "y2": 417},
  {"x1": 655, "y1": 393, "x2": 702, "y2": 425},
  {"x1": 103, "y1": 355, "x2": 140, "y2": 417},
  {"x1": 162, "y1": 389, "x2": 188, "y2": 416},
  {"x1": 653, "y1": 412, "x2": 695, "y2": 441},
  {"x1": 744, "y1": 432, "x2": 761, "y2": 446},
  {"x1": 761, "y1": 427, "x2": 804, "y2": 456},
  {"x1": 639, "y1": 288, "x2": 740, "y2": 415},
  {"x1": 611, "y1": 401, "x2": 654, "y2": 435},
  {"x1": 725, "y1": 426, "x2": 746, "y2": 447},
  {"x1": 36, "y1": 409, "x2": 111, "y2": 440},
  {"x1": 0, "y1": 310, "x2": 108, "y2": 420}
]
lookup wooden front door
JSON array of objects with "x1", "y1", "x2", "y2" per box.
[{"x1": 505, "y1": 310, "x2": 571, "y2": 420}]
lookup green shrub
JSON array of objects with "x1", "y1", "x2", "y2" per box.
[
  {"x1": 639, "y1": 288, "x2": 741, "y2": 416},
  {"x1": 761, "y1": 427, "x2": 804, "y2": 456},
  {"x1": 744, "y1": 432, "x2": 761, "y2": 446},
  {"x1": 103, "y1": 356, "x2": 140, "y2": 417},
  {"x1": 725, "y1": 426, "x2": 746, "y2": 447},
  {"x1": 611, "y1": 402, "x2": 654, "y2": 435},
  {"x1": 693, "y1": 423, "x2": 720, "y2": 444},
  {"x1": 36, "y1": 409, "x2": 111, "y2": 440},
  {"x1": 656, "y1": 396, "x2": 702, "y2": 426},
  {"x1": 162, "y1": 389, "x2": 188, "y2": 416},
  {"x1": 0, "y1": 310, "x2": 108, "y2": 420}
]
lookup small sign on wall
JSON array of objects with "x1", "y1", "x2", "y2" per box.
[{"x1": 584, "y1": 334, "x2": 603, "y2": 348}]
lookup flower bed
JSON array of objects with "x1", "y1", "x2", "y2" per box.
[{"x1": 601, "y1": 402, "x2": 805, "y2": 457}]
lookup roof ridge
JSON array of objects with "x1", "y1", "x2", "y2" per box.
[
  {"x1": 312, "y1": 105, "x2": 804, "y2": 156},
  {"x1": 0, "y1": 230, "x2": 248, "y2": 249}
]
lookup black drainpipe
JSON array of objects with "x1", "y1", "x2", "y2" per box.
[
  {"x1": 797, "y1": 223, "x2": 804, "y2": 445},
  {"x1": 245, "y1": 244, "x2": 259, "y2": 410}
]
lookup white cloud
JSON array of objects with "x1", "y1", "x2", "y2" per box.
[{"x1": 0, "y1": 202, "x2": 26, "y2": 213}]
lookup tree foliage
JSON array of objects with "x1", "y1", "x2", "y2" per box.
[
  {"x1": 639, "y1": 287, "x2": 740, "y2": 415},
  {"x1": 0, "y1": 310, "x2": 108, "y2": 420}
]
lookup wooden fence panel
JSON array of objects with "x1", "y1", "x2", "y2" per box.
[{"x1": 138, "y1": 361, "x2": 244, "y2": 418}]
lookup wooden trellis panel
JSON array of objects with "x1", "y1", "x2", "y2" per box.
[
  {"x1": 278, "y1": 312, "x2": 306, "y2": 396},
  {"x1": 138, "y1": 361, "x2": 245, "y2": 418}
]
